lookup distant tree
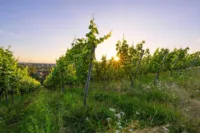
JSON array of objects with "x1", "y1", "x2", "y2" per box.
[
  {"x1": 149, "y1": 48, "x2": 169, "y2": 85},
  {"x1": 116, "y1": 39, "x2": 145, "y2": 87}
]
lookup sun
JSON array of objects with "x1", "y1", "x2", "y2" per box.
[{"x1": 114, "y1": 56, "x2": 120, "y2": 61}]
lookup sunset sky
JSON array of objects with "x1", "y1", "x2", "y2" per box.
[{"x1": 0, "y1": 0, "x2": 200, "y2": 63}]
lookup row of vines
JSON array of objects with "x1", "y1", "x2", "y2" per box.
[
  {"x1": 1, "y1": 19, "x2": 198, "y2": 106},
  {"x1": 0, "y1": 47, "x2": 40, "y2": 105},
  {"x1": 44, "y1": 18, "x2": 200, "y2": 106}
]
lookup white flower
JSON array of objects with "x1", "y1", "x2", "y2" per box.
[
  {"x1": 120, "y1": 111, "x2": 125, "y2": 116},
  {"x1": 118, "y1": 126, "x2": 122, "y2": 129},
  {"x1": 146, "y1": 85, "x2": 151, "y2": 89},
  {"x1": 129, "y1": 129, "x2": 133, "y2": 132},
  {"x1": 86, "y1": 117, "x2": 89, "y2": 121},
  {"x1": 115, "y1": 113, "x2": 121, "y2": 119},
  {"x1": 116, "y1": 121, "x2": 121, "y2": 125},
  {"x1": 136, "y1": 111, "x2": 140, "y2": 115},
  {"x1": 109, "y1": 108, "x2": 116, "y2": 112},
  {"x1": 116, "y1": 130, "x2": 120, "y2": 133},
  {"x1": 185, "y1": 108, "x2": 189, "y2": 112},
  {"x1": 106, "y1": 118, "x2": 111, "y2": 122},
  {"x1": 182, "y1": 131, "x2": 187, "y2": 133}
]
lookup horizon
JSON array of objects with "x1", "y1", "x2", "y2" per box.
[
  {"x1": 0, "y1": 0, "x2": 200, "y2": 63},
  {"x1": 18, "y1": 61, "x2": 56, "y2": 64}
]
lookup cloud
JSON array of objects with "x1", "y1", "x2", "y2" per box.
[{"x1": 0, "y1": 30, "x2": 18, "y2": 37}]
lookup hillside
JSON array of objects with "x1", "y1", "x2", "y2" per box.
[
  {"x1": 0, "y1": 67, "x2": 200, "y2": 133},
  {"x1": 1, "y1": 18, "x2": 200, "y2": 133}
]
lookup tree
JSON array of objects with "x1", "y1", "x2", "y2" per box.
[
  {"x1": 168, "y1": 47, "x2": 189, "y2": 76},
  {"x1": 43, "y1": 18, "x2": 111, "y2": 107},
  {"x1": 140, "y1": 48, "x2": 151, "y2": 76},
  {"x1": 116, "y1": 39, "x2": 146, "y2": 87},
  {"x1": 0, "y1": 47, "x2": 40, "y2": 105},
  {"x1": 149, "y1": 48, "x2": 169, "y2": 85},
  {"x1": 83, "y1": 18, "x2": 111, "y2": 107},
  {"x1": 44, "y1": 55, "x2": 76, "y2": 91}
]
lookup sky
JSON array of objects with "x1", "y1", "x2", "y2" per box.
[{"x1": 0, "y1": 0, "x2": 200, "y2": 63}]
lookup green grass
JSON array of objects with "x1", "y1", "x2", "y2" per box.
[
  {"x1": 0, "y1": 87, "x2": 181, "y2": 133},
  {"x1": 0, "y1": 68, "x2": 200, "y2": 133}
]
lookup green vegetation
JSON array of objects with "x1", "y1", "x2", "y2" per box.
[
  {"x1": 0, "y1": 19, "x2": 200, "y2": 133},
  {"x1": 0, "y1": 47, "x2": 40, "y2": 105},
  {"x1": 1, "y1": 69, "x2": 200, "y2": 132}
]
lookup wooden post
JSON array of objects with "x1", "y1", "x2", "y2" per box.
[
  {"x1": 84, "y1": 45, "x2": 95, "y2": 107},
  {"x1": 154, "y1": 53, "x2": 167, "y2": 85},
  {"x1": 132, "y1": 50, "x2": 144, "y2": 88}
]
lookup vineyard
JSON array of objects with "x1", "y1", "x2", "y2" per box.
[
  {"x1": 0, "y1": 47, "x2": 40, "y2": 105},
  {"x1": 0, "y1": 19, "x2": 200, "y2": 133}
]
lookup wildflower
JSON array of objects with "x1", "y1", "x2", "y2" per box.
[
  {"x1": 118, "y1": 126, "x2": 122, "y2": 129},
  {"x1": 182, "y1": 131, "x2": 187, "y2": 133},
  {"x1": 146, "y1": 85, "x2": 151, "y2": 89},
  {"x1": 120, "y1": 111, "x2": 125, "y2": 116},
  {"x1": 136, "y1": 111, "x2": 140, "y2": 115},
  {"x1": 115, "y1": 113, "x2": 121, "y2": 119},
  {"x1": 86, "y1": 117, "x2": 89, "y2": 121},
  {"x1": 109, "y1": 108, "x2": 116, "y2": 112},
  {"x1": 185, "y1": 108, "x2": 189, "y2": 112},
  {"x1": 106, "y1": 118, "x2": 111, "y2": 122},
  {"x1": 116, "y1": 121, "x2": 121, "y2": 125},
  {"x1": 129, "y1": 129, "x2": 133, "y2": 132},
  {"x1": 116, "y1": 130, "x2": 120, "y2": 133}
]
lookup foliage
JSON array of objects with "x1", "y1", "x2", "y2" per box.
[
  {"x1": 1, "y1": 18, "x2": 200, "y2": 132},
  {"x1": 44, "y1": 55, "x2": 76, "y2": 90},
  {"x1": 44, "y1": 18, "x2": 111, "y2": 92},
  {"x1": 0, "y1": 47, "x2": 40, "y2": 105}
]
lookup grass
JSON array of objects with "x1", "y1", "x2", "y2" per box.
[
  {"x1": 0, "y1": 87, "x2": 181, "y2": 133},
  {"x1": 0, "y1": 68, "x2": 200, "y2": 133}
]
